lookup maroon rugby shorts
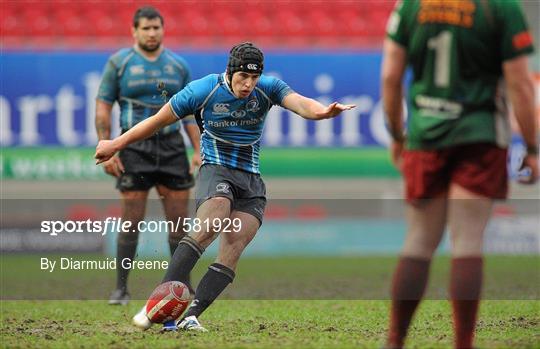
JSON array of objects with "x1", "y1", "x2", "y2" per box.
[{"x1": 402, "y1": 143, "x2": 508, "y2": 202}]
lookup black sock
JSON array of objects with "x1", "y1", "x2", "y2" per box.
[
  {"x1": 116, "y1": 239, "x2": 138, "y2": 292},
  {"x1": 162, "y1": 236, "x2": 204, "y2": 286},
  {"x1": 183, "y1": 263, "x2": 235, "y2": 319},
  {"x1": 168, "y1": 238, "x2": 180, "y2": 257},
  {"x1": 168, "y1": 237, "x2": 194, "y2": 293}
]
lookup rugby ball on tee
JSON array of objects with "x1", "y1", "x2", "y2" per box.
[{"x1": 145, "y1": 281, "x2": 190, "y2": 323}]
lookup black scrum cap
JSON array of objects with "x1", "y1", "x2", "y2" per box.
[{"x1": 227, "y1": 42, "x2": 264, "y2": 80}]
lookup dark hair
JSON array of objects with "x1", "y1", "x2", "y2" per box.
[
  {"x1": 133, "y1": 6, "x2": 164, "y2": 28},
  {"x1": 227, "y1": 42, "x2": 264, "y2": 82}
]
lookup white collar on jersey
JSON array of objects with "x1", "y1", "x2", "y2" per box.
[{"x1": 222, "y1": 72, "x2": 235, "y2": 96}]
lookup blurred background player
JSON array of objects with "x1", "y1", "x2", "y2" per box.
[
  {"x1": 382, "y1": 0, "x2": 538, "y2": 348},
  {"x1": 95, "y1": 6, "x2": 201, "y2": 305},
  {"x1": 95, "y1": 42, "x2": 355, "y2": 331}
]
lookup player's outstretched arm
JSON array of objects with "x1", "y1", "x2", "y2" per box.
[
  {"x1": 281, "y1": 93, "x2": 355, "y2": 120},
  {"x1": 95, "y1": 102, "x2": 178, "y2": 164}
]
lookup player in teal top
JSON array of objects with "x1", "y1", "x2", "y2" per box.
[
  {"x1": 95, "y1": 42, "x2": 355, "y2": 332},
  {"x1": 382, "y1": 1, "x2": 538, "y2": 348},
  {"x1": 95, "y1": 6, "x2": 201, "y2": 306},
  {"x1": 97, "y1": 45, "x2": 192, "y2": 135}
]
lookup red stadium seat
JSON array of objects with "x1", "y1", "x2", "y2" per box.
[
  {"x1": 1, "y1": 7, "x2": 27, "y2": 37},
  {"x1": 248, "y1": 9, "x2": 273, "y2": 38},
  {"x1": 182, "y1": 10, "x2": 213, "y2": 38},
  {"x1": 306, "y1": 10, "x2": 336, "y2": 38},
  {"x1": 15, "y1": 2, "x2": 53, "y2": 38},
  {"x1": 338, "y1": 11, "x2": 369, "y2": 37},
  {"x1": 215, "y1": 11, "x2": 244, "y2": 38},
  {"x1": 276, "y1": 11, "x2": 305, "y2": 38},
  {"x1": 55, "y1": 8, "x2": 87, "y2": 37}
]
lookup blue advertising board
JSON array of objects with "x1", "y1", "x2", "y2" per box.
[{"x1": 0, "y1": 51, "x2": 392, "y2": 147}]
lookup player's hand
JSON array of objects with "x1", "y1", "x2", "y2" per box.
[
  {"x1": 95, "y1": 140, "x2": 119, "y2": 165},
  {"x1": 390, "y1": 140, "x2": 404, "y2": 172},
  {"x1": 190, "y1": 152, "x2": 202, "y2": 175},
  {"x1": 315, "y1": 102, "x2": 356, "y2": 119},
  {"x1": 100, "y1": 155, "x2": 124, "y2": 177},
  {"x1": 517, "y1": 153, "x2": 539, "y2": 185}
]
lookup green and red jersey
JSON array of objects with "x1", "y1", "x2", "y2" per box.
[{"x1": 387, "y1": 0, "x2": 534, "y2": 149}]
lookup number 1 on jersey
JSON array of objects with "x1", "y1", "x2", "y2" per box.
[{"x1": 428, "y1": 31, "x2": 452, "y2": 87}]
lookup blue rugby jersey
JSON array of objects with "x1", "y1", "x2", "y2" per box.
[
  {"x1": 97, "y1": 47, "x2": 193, "y2": 135},
  {"x1": 170, "y1": 73, "x2": 293, "y2": 173}
]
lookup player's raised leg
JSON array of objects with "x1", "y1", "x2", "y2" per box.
[
  {"x1": 178, "y1": 210, "x2": 260, "y2": 331},
  {"x1": 109, "y1": 190, "x2": 148, "y2": 305},
  {"x1": 386, "y1": 197, "x2": 447, "y2": 348},
  {"x1": 447, "y1": 184, "x2": 492, "y2": 349}
]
